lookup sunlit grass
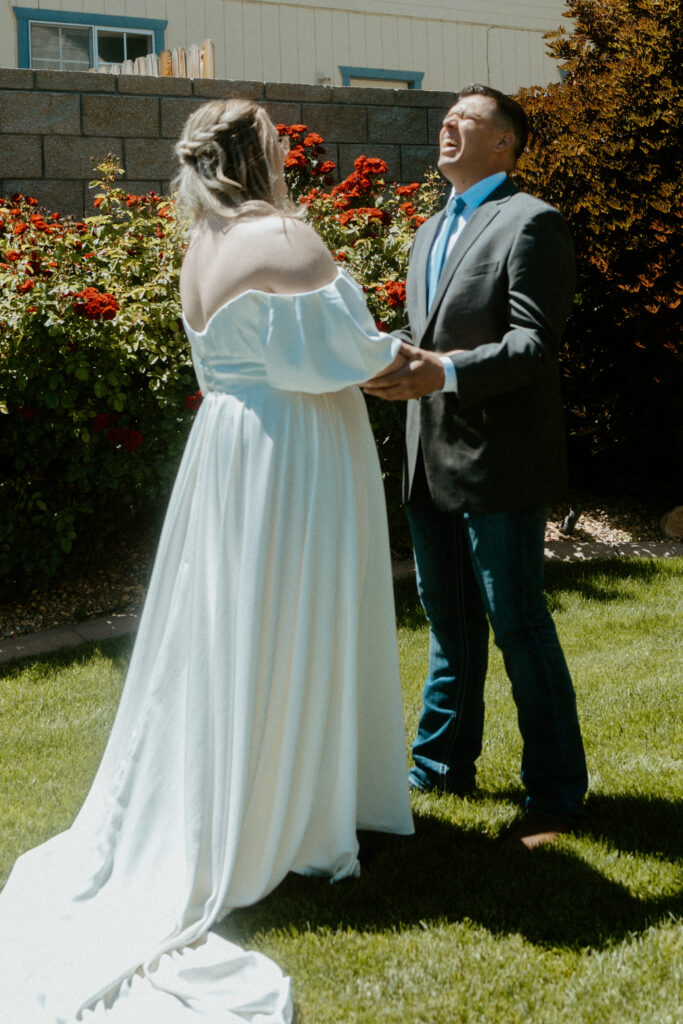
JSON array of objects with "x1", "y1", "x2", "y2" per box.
[{"x1": 1, "y1": 558, "x2": 681, "y2": 1022}]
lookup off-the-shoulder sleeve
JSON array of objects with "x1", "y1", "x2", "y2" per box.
[{"x1": 262, "y1": 270, "x2": 401, "y2": 394}]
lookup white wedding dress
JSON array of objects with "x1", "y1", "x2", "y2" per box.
[{"x1": 0, "y1": 269, "x2": 414, "y2": 1023}]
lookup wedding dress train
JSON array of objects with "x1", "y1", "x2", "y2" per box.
[{"x1": 0, "y1": 270, "x2": 413, "y2": 1023}]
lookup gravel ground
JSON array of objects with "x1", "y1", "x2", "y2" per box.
[{"x1": 0, "y1": 495, "x2": 676, "y2": 641}]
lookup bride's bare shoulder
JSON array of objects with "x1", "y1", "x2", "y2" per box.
[
  {"x1": 180, "y1": 213, "x2": 337, "y2": 324},
  {"x1": 228, "y1": 215, "x2": 338, "y2": 292}
]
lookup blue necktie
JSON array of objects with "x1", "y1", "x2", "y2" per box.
[{"x1": 427, "y1": 196, "x2": 466, "y2": 309}]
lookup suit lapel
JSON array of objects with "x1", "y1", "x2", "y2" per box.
[
  {"x1": 411, "y1": 209, "x2": 445, "y2": 330},
  {"x1": 424, "y1": 181, "x2": 517, "y2": 333}
]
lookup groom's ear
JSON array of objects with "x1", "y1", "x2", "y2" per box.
[{"x1": 494, "y1": 131, "x2": 515, "y2": 153}]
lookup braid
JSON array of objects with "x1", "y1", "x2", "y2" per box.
[{"x1": 173, "y1": 100, "x2": 293, "y2": 232}]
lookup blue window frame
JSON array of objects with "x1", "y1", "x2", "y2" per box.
[
  {"x1": 339, "y1": 66, "x2": 424, "y2": 90},
  {"x1": 14, "y1": 7, "x2": 166, "y2": 70}
]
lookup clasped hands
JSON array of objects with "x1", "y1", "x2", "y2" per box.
[{"x1": 363, "y1": 342, "x2": 456, "y2": 401}]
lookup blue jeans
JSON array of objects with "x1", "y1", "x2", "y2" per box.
[{"x1": 407, "y1": 489, "x2": 588, "y2": 822}]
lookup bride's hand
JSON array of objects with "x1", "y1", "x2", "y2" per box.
[
  {"x1": 363, "y1": 342, "x2": 458, "y2": 401},
  {"x1": 364, "y1": 349, "x2": 408, "y2": 383}
]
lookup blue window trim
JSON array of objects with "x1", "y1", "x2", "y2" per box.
[
  {"x1": 339, "y1": 65, "x2": 424, "y2": 90},
  {"x1": 14, "y1": 7, "x2": 167, "y2": 68}
]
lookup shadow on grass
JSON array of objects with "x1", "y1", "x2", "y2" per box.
[
  {"x1": 395, "y1": 559, "x2": 682, "y2": 627},
  {"x1": 225, "y1": 792, "x2": 682, "y2": 952},
  {"x1": 543, "y1": 556, "x2": 682, "y2": 604}
]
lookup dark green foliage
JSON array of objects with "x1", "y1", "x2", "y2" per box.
[{"x1": 516, "y1": 0, "x2": 683, "y2": 499}]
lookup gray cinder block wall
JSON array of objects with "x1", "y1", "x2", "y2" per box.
[{"x1": 0, "y1": 68, "x2": 454, "y2": 217}]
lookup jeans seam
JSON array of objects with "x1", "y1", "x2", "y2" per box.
[{"x1": 439, "y1": 515, "x2": 471, "y2": 786}]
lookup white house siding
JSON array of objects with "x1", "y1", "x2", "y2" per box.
[{"x1": 3, "y1": 0, "x2": 568, "y2": 91}]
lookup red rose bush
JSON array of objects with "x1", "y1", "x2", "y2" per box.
[
  {"x1": 1, "y1": 134, "x2": 443, "y2": 591},
  {"x1": 0, "y1": 159, "x2": 194, "y2": 594}
]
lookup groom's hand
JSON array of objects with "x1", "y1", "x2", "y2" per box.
[{"x1": 363, "y1": 343, "x2": 447, "y2": 400}]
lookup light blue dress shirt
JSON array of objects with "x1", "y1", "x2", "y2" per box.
[{"x1": 430, "y1": 172, "x2": 508, "y2": 391}]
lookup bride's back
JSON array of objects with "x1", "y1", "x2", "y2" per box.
[
  {"x1": 180, "y1": 214, "x2": 337, "y2": 335},
  {"x1": 175, "y1": 98, "x2": 336, "y2": 334}
]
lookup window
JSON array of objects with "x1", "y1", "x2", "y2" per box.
[
  {"x1": 14, "y1": 8, "x2": 167, "y2": 71},
  {"x1": 339, "y1": 66, "x2": 424, "y2": 90}
]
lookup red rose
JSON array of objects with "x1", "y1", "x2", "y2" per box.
[
  {"x1": 107, "y1": 427, "x2": 124, "y2": 444},
  {"x1": 6, "y1": 250, "x2": 20, "y2": 262},
  {"x1": 353, "y1": 155, "x2": 388, "y2": 177},
  {"x1": 18, "y1": 279, "x2": 34, "y2": 293},
  {"x1": 123, "y1": 429, "x2": 143, "y2": 452},
  {"x1": 185, "y1": 390, "x2": 203, "y2": 411},
  {"x1": 396, "y1": 183, "x2": 420, "y2": 196},
  {"x1": 313, "y1": 160, "x2": 336, "y2": 176},
  {"x1": 92, "y1": 413, "x2": 109, "y2": 432},
  {"x1": 303, "y1": 132, "x2": 324, "y2": 147},
  {"x1": 285, "y1": 147, "x2": 307, "y2": 169},
  {"x1": 13, "y1": 221, "x2": 28, "y2": 235},
  {"x1": 18, "y1": 405, "x2": 36, "y2": 419}
]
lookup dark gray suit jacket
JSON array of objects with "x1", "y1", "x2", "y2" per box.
[{"x1": 403, "y1": 178, "x2": 575, "y2": 513}]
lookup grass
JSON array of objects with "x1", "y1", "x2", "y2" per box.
[{"x1": 1, "y1": 558, "x2": 682, "y2": 1023}]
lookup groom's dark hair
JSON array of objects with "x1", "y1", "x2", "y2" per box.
[{"x1": 457, "y1": 84, "x2": 529, "y2": 162}]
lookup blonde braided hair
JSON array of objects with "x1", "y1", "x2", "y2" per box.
[{"x1": 174, "y1": 100, "x2": 290, "y2": 231}]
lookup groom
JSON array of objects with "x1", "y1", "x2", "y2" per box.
[{"x1": 364, "y1": 84, "x2": 588, "y2": 848}]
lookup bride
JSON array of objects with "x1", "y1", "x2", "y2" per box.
[{"x1": 0, "y1": 100, "x2": 413, "y2": 1022}]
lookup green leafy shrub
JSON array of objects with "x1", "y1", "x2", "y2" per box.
[
  {"x1": 0, "y1": 161, "x2": 194, "y2": 596},
  {"x1": 516, "y1": 0, "x2": 683, "y2": 498}
]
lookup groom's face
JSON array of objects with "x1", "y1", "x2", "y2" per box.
[{"x1": 438, "y1": 94, "x2": 510, "y2": 189}]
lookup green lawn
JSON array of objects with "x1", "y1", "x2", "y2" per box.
[{"x1": 1, "y1": 558, "x2": 682, "y2": 1023}]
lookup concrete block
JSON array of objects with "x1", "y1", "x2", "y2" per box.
[
  {"x1": 193, "y1": 78, "x2": 264, "y2": 100},
  {"x1": 82, "y1": 94, "x2": 159, "y2": 138},
  {"x1": 397, "y1": 89, "x2": 455, "y2": 108},
  {"x1": 400, "y1": 145, "x2": 440, "y2": 183},
  {"x1": 123, "y1": 138, "x2": 176, "y2": 181},
  {"x1": 331, "y1": 85, "x2": 395, "y2": 107},
  {"x1": 0, "y1": 69, "x2": 35, "y2": 90},
  {"x1": 266, "y1": 82, "x2": 331, "y2": 103},
  {"x1": 3, "y1": 179, "x2": 84, "y2": 217},
  {"x1": 44, "y1": 136, "x2": 123, "y2": 180},
  {"x1": 0, "y1": 135, "x2": 42, "y2": 178},
  {"x1": 160, "y1": 97, "x2": 207, "y2": 139},
  {"x1": 300, "y1": 103, "x2": 366, "y2": 143},
  {"x1": 119, "y1": 179, "x2": 163, "y2": 195},
  {"x1": 367, "y1": 106, "x2": 428, "y2": 145},
  {"x1": 337, "y1": 143, "x2": 400, "y2": 182},
  {"x1": 0, "y1": 90, "x2": 80, "y2": 135},
  {"x1": 35, "y1": 69, "x2": 115, "y2": 93},
  {"x1": 261, "y1": 101, "x2": 302, "y2": 127},
  {"x1": 118, "y1": 74, "x2": 193, "y2": 96}
]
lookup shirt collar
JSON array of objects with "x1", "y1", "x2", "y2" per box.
[{"x1": 451, "y1": 172, "x2": 507, "y2": 212}]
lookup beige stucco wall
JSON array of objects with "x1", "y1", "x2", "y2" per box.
[{"x1": 2, "y1": 0, "x2": 568, "y2": 92}]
